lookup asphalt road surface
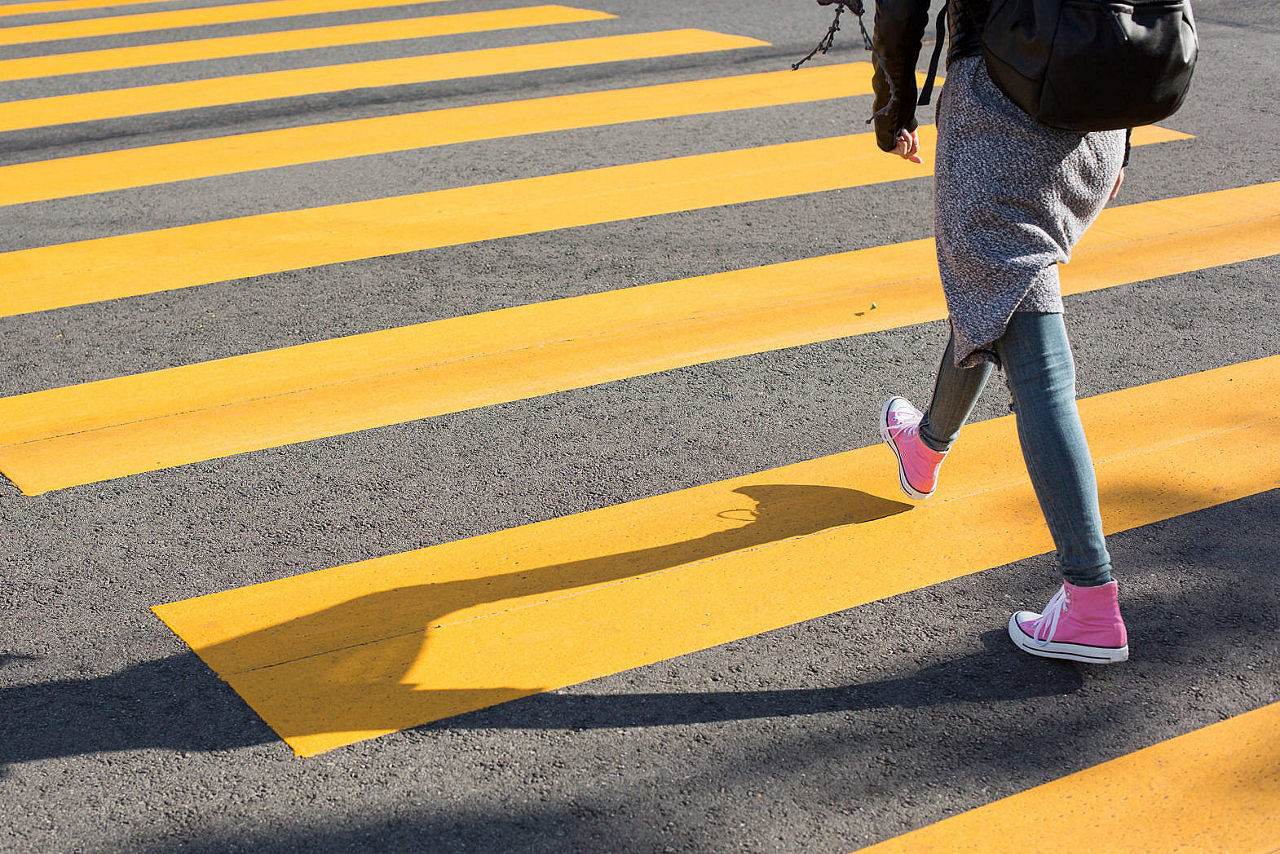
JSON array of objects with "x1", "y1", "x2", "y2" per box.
[{"x1": 1, "y1": 0, "x2": 1277, "y2": 850}]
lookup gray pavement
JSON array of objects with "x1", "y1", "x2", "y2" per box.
[{"x1": 1, "y1": 0, "x2": 1278, "y2": 850}]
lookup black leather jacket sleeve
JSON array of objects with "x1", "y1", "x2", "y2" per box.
[{"x1": 870, "y1": 0, "x2": 934, "y2": 151}]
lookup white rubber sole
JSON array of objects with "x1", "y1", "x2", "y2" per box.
[
  {"x1": 879, "y1": 397, "x2": 934, "y2": 501},
  {"x1": 1008, "y1": 612, "x2": 1129, "y2": 664}
]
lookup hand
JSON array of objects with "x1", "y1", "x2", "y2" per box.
[
  {"x1": 1108, "y1": 166, "x2": 1125, "y2": 201},
  {"x1": 894, "y1": 129, "x2": 924, "y2": 165}
]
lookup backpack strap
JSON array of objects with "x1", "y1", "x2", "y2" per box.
[{"x1": 917, "y1": 1, "x2": 949, "y2": 106}]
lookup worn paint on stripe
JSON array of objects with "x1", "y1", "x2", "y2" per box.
[
  {"x1": 150, "y1": 357, "x2": 1280, "y2": 755},
  {"x1": 0, "y1": 0, "x2": 454, "y2": 46},
  {"x1": 0, "y1": 62, "x2": 884, "y2": 205},
  {"x1": 0, "y1": 124, "x2": 1183, "y2": 318},
  {"x1": 0, "y1": 5, "x2": 614, "y2": 83},
  {"x1": 2, "y1": 180, "x2": 1266, "y2": 496},
  {"x1": 855, "y1": 702, "x2": 1280, "y2": 853},
  {"x1": 0, "y1": 29, "x2": 765, "y2": 132}
]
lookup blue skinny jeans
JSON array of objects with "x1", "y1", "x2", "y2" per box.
[{"x1": 917, "y1": 311, "x2": 1113, "y2": 587}]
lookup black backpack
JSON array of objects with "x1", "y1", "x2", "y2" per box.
[{"x1": 919, "y1": 0, "x2": 1198, "y2": 131}]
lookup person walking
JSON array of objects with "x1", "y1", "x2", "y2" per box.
[{"x1": 838, "y1": 0, "x2": 1131, "y2": 663}]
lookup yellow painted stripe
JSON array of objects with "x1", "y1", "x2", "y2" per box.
[
  {"x1": 3, "y1": 179, "x2": 1265, "y2": 496},
  {"x1": 0, "y1": 62, "x2": 881, "y2": 205},
  {"x1": 0, "y1": 0, "x2": 454, "y2": 46},
  {"x1": 0, "y1": 5, "x2": 615, "y2": 82},
  {"x1": 0, "y1": 29, "x2": 766, "y2": 132},
  {"x1": 151, "y1": 356, "x2": 1280, "y2": 755},
  {"x1": 0, "y1": 124, "x2": 1182, "y2": 318},
  {"x1": 855, "y1": 702, "x2": 1280, "y2": 853},
  {"x1": 0, "y1": 0, "x2": 186, "y2": 18}
]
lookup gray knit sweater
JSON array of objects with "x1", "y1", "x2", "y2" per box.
[{"x1": 933, "y1": 57, "x2": 1126, "y2": 367}]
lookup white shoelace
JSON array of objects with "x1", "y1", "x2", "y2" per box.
[
  {"x1": 891, "y1": 419, "x2": 919, "y2": 440},
  {"x1": 1031, "y1": 585, "x2": 1070, "y2": 646}
]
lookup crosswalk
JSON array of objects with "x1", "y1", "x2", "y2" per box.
[
  {"x1": 0, "y1": 29, "x2": 765, "y2": 130},
  {"x1": 2, "y1": 182, "x2": 1276, "y2": 494},
  {"x1": 3, "y1": 0, "x2": 1277, "y2": 848},
  {"x1": 0, "y1": 62, "x2": 888, "y2": 203},
  {"x1": 0, "y1": 125, "x2": 1185, "y2": 314},
  {"x1": 153, "y1": 356, "x2": 1280, "y2": 756},
  {"x1": 0, "y1": 0, "x2": 457, "y2": 46},
  {"x1": 0, "y1": 5, "x2": 615, "y2": 81},
  {"x1": 859, "y1": 701, "x2": 1280, "y2": 852},
  {"x1": 0, "y1": 0, "x2": 213, "y2": 17}
]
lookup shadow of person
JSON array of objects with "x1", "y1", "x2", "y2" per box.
[
  {"x1": 177, "y1": 484, "x2": 914, "y2": 749},
  {"x1": 0, "y1": 621, "x2": 1078, "y2": 770},
  {"x1": 0, "y1": 484, "x2": 915, "y2": 764},
  {"x1": 436, "y1": 629, "x2": 1085, "y2": 731},
  {"x1": 0, "y1": 651, "x2": 276, "y2": 770},
  {"x1": 4, "y1": 485, "x2": 1274, "y2": 766}
]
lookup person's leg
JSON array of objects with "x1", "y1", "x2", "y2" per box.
[
  {"x1": 881, "y1": 331, "x2": 992, "y2": 499},
  {"x1": 919, "y1": 332, "x2": 993, "y2": 452},
  {"x1": 994, "y1": 312, "x2": 1111, "y2": 587},
  {"x1": 996, "y1": 311, "x2": 1127, "y2": 663}
]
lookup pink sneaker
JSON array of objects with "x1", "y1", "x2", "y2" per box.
[
  {"x1": 1008, "y1": 580, "x2": 1129, "y2": 664},
  {"x1": 879, "y1": 396, "x2": 946, "y2": 500}
]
